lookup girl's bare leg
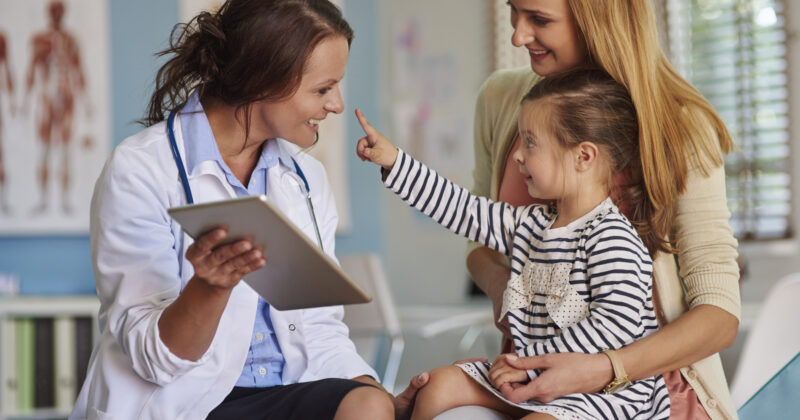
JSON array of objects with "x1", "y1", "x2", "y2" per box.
[{"x1": 410, "y1": 365, "x2": 528, "y2": 420}]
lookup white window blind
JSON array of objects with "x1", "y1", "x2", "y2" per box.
[{"x1": 666, "y1": 0, "x2": 791, "y2": 240}]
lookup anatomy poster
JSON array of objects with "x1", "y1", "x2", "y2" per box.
[{"x1": 0, "y1": 0, "x2": 110, "y2": 234}]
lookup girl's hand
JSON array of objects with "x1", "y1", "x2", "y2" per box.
[
  {"x1": 185, "y1": 227, "x2": 267, "y2": 291},
  {"x1": 355, "y1": 108, "x2": 399, "y2": 169},
  {"x1": 500, "y1": 352, "x2": 612, "y2": 403},
  {"x1": 488, "y1": 353, "x2": 529, "y2": 389}
]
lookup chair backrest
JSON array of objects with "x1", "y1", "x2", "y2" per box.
[
  {"x1": 729, "y1": 273, "x2": 800, "y2": 408},
  {"x1": 738, "y1": 352, "x2": 800, "y2": 419},
  {"x1": 339, "y1": 253, "x2": 404, "y2": 393}
]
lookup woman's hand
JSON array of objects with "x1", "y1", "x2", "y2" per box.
[
  {"x1": 355, "y1": 108, "x2": 399, "y2": 169},
  {"x1": 488, "y1": 354, "x2": 529, "y2": 389},
  {"x1": 186, "y1": 227, "x2": 266, "y2": 290},
  {"x1": 500, "y1": 353, "x2": 612, "y2": 403}
]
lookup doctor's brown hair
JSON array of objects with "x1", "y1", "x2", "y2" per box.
[
  {"x1": 142, "y1": 0, "x2": 353, "y2": 133},
  {"x1": 522, "y1": 69, "x2": 659, "y2": 256}
]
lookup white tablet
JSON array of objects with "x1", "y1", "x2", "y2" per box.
[{"x1": 168, "y1": 195, "x2": 371, "y2": 310}]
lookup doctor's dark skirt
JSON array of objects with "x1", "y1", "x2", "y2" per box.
[{"x1": 206, "y1": 378, "x2": 374, "y2": 419}]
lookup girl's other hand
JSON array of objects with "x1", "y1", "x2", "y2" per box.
[
  {"x1": 488, "y1": 353, "x2": 529, "y2": 389},
  {"x1": 355, "y1": 108, "x2": 399, "y2": 169},
  {"x1": 185, "y1": 227, "x2": 267, "y2": 291}
]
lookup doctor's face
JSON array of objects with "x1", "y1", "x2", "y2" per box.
[{"x1": 254, "y1": 35, "x2": 348, "y2": 148}]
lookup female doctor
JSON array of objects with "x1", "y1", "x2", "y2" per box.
[{"x1": 70, "y1": 1, "x2": 426, "y2": 419}]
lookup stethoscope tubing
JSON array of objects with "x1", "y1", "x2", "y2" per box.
[{"x1": 167, "y1": 110, "x2": 324, "y2": 251}]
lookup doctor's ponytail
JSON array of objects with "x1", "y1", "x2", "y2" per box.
[{"x1": 141, "y1": 0, "x2": 354, "y2": 129}]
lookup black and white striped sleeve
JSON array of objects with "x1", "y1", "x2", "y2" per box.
[
  {"x1": 519, "y1": 217, "x2": 653, "y2": 357},
  {"x1": 383, "y1": 149, "x2": 522, "y2": 256}
]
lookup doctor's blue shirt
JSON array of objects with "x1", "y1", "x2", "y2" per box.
[{"x1": 181, "y1": 94, "x2": 286, "y2": 387}]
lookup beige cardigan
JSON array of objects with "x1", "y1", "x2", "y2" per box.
[{"x1": 467, "y1": 67, "x2": 742, "y2": 420}]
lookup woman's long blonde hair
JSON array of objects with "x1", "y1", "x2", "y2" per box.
[{"x1": 568, "y1": 0, "x2": 734, "y2": 254}]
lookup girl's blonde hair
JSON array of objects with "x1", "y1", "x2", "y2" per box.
[{"x1": 567, "y1": 0, "x2": 734, "y2": 254}]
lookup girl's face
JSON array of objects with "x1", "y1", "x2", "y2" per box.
[
  {"x1": 513, "y1": 103, "x2": 573, "y2": 200},
  {"x1": 252, "y1": 36, "x2": 349, "y2": 148},
  {"x1": 508, "y1": 0, "x2": 589, "y2": 77}
]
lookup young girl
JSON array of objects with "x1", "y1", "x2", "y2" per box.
[{"x1": 356, "y1": 69, "x2": 670, "y2": 419}]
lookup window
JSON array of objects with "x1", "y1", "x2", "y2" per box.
[{"x1": 666, "y1": 0, "x2": 791, "y2": 240}]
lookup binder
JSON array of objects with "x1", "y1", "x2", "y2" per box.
[
  {"x1": 15, "y1": 318, "x2": 34, "y2": 411},
  {"x1": 54, "y1": 316, "x2": 77, "y2": 411},
  {"x1": 0, "y1": 318, "x2": 16, "y2": 413},
  {"x1": 74, "y1": 316, "x2": 93, "y2": 390},
  {"x1": 33, "y1": 317, "x2": 55, "y2": 408}
]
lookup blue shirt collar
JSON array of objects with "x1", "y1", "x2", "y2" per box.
[{"x1": 178, "y1": 92, "x2": 295, "y2": 178}]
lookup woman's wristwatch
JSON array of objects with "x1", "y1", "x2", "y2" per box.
[{"x1": 602, "y1": 349, "x2": 631, "y2": 394}]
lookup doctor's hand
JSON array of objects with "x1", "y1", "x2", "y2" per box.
[
  {"x1": 355, "y1": 108, "x2": 398, "y2": 169},
  {"x1": 185, "y1": 227, "x2": 266, "y2": 290},
  {"x1": 393, "y1": 372, "x2": 429, "y2": 420}
]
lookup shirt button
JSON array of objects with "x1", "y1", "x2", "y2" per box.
[
  {"x1": 258, "y1": 367, "x2": 267, "y2": 376},
  {"x1": 255, "y1": 332, "x2": 264, "y2": 342},
  {"x1": 687, "y1": 369, "x2": 697, "y2": 380},
  {"x1": 707, "y1": 398, "x2": 718, "y2": 408},
  {"x1": 288, "y1": 324, "x2": 296, "y2": 331}
]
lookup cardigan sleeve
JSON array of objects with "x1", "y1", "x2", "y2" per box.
[{"x1": 673, "y1": 164, "x2": 741, "y2": 319}]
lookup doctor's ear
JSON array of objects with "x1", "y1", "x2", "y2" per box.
[{"x1": 573, "y1": 142, "x2": 598, "y2": 172}]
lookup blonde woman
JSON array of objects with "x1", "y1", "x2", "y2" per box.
[{"x1": 466, "y1": 1, "x2": 740, "y2": 419}]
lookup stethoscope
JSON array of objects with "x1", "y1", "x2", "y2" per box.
[{"x1": 167, "y1": 111, "x2": 325, "y2": 251}]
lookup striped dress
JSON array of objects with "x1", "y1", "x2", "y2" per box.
[{"x1": 384, "y1": 150, "x2": 670, "y2": 419}]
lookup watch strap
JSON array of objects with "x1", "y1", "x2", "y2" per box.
[{"x1": 602, "y1": 349, "x2": 627, "y2": 379}]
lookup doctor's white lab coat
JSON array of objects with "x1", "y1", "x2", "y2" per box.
[{"x1": 70, "y1": 118, "x2": 376, "y2": 420}]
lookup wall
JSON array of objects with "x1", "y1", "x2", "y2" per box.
[
  {"x1": 0, "y1": 0, "x2": 177, "y2": 294},
  {"x1": 378, "y1": 0, "x2": 493, "y2": 305},
  {"x1": 0, "y1": 0, "x2": 385, "y2": 295}
]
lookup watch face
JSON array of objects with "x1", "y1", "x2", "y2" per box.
[{"x1": 606, "y1": 379, "x2": 631, "y2": 394}]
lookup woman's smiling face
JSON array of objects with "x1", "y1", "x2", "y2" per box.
[
  {"x1": 252, "y1": 35, "x2": 349, "y2": 148},
  {"x1": 507, "y1": 0, "x2": 589, "y2": 77}
]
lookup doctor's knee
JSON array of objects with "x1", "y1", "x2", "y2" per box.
[{"x1": 335, "y1": 384, "x2": 394, "y2": 420}]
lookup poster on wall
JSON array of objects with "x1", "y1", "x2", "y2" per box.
[
  {"x1": 0, "y1": 0, "x2": 110, "y2": 234},
  {"x1": 179, "y1": 0, "x2": 352, "y2": 233}
]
